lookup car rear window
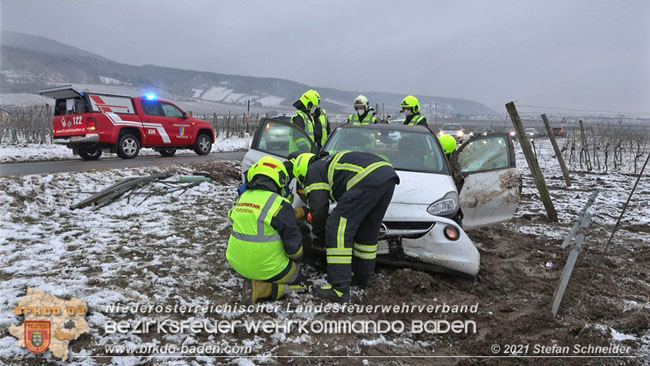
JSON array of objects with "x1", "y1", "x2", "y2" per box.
[{"x1": 54, "y1": 97, "x2": 87, "y2": 116}]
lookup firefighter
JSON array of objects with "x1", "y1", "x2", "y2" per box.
[
  {"x1": 401, "y1": 95, "x2": 429, "y2": 127},
  {"x1": 310, "y1": 90, "x2": 330, "y2": 149},
  {"x1": 291, "y1": 151, "x2": 399, "y2": 302},
  {"x1": 290, "y1": 90, "x2": 319, "y2": 153},
  {"x1": 347, "y1": 95, "x2": 378, "y2": 125},
  {"x1": 226, "y1": 156, "x2": 306, "y2": 304},
  {"x1": 439, "y1": 134, "x2": 457, "y2": 158}
]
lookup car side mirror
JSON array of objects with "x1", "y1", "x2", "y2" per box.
[{"x1": 182, "y1": 112, "x2": 188, "y2": 119}]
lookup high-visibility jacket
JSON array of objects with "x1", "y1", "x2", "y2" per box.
[
  {"x1": 290, "y1": 110, "x2": 315, "y2": 153},
  {"x1": 302, "y1": 152, "x2": 400, "y2": 239},
  {"x1": 348, "y1": 113, "x2": 377, "y2": 126},
  {"x1": 226, "y1": 189, "x2": 290, "y2": 280},
  {"x1": 403, "y1": 114, "x2": 428, "y2": 127}
]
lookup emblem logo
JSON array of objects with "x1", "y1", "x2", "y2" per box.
[{"x1": 24, "y1": 321, "x2": 51, "y2": 354}]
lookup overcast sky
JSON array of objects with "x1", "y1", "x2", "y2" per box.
[{"x1": 2, "y1": 0, "x2": 649, "y2": 114}]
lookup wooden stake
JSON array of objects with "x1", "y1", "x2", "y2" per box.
[
  {"x1": 542, "y1": 114, "x2": 571, "y2": 186},
  {"x1": 506, "y1": 102, "x2": 558, "y2": 221}
]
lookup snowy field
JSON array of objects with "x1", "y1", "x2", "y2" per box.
[
  {"x1": 0, "y1": 135, "x2": 252, "y2": 163},
  {"x1": 0, "y1": 138, "x2": 648, "y2": 366}
]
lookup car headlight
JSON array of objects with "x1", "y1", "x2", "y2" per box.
[
  {"x1": 427, "y1": 191, "x2": 459, "y2": 217},
  {"x1": 457, "y1": 131, "x2": 464, "y2": 137}
]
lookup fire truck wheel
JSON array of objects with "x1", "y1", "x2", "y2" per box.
[
  {"x1": 158, "y1": 148, "x2": 176, "y2": 157},
  {"x1": 79, "y1": 148, "x2": 102, "y2": 161},
  {"x1": 194, "y1": 133, "x2": 212, "y2": 155},
  {"x1": 117, "y1": 134, "x2": 141, "y2": 159}
]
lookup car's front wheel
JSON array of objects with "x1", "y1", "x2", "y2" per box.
[
  {"x1": 117, "y1": 134, "x2": 140, "y2": 159},
  {"x1": 79, "y1": 147, "x2": 102, "y2": 160},
  {"x1": 194, "y1": 133, "x2": 212, "y2": 155}
]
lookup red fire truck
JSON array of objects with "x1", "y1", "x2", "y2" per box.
[{"x1": 39, "y1": 86, "x2": 215, "y2": 160}]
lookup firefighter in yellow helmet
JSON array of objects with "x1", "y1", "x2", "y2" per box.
[
  {"x1": 226, "y1": 156, "x2": 307, "y2": 304},
  {"x1": 438, "y1": 134, "x2": 457, "y2": 157},
  {"x1": 290, "y1": 90, "x2": 319, "y2": 153},
  {"x1": 291, "y1": 151, "x2": 399, "y2": 302},
  {"x1": 309, "y1": 90, "x2": 330, "y2": 149},
  {"x1": 401, "y1": 95, "x2": 429, "y2": 127},
  {"x1": 347, "y1": 95, "x2": 378, "y2": 125}
]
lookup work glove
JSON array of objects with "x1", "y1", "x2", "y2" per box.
[{"x1": 295, "y1": 206, "x2": 310, "y2": 220}]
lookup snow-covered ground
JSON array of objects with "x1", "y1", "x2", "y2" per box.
[
  {"x1": 509, "y1": 137, "x2": 650, "y2": 240},
  {"x1": 0, "y1": 135, "x2": 252, "y2": 163}
]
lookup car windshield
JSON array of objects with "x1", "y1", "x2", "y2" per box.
[
  {"x1": 442, "y1": 124, "x2": 461, "y2": 130},
  {"x1": 324, "y1": 127, "x2": 446, "y2": 174},
  {"x1": 474, "y1": 127, "x2": 490, "y2": 132}
]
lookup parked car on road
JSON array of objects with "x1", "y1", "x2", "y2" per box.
[
  {"x1": 469, "y1": 126, "x2": 494, "y2": 137},
  {"x1": 39, "y1": 85, "x2": 215, "y2": 160},
  {"x1": 552, "y1": 127, "x2": 567, "y2": 137},
  {"x1": 524, "y1": 128, "x2": 539, "y2": 138},
  {"x1": 241, "y1": 119, "x2": 522, "y2": 276},
  {"x1": 438, "y1": 123, "x2": 467, "y2": 143}
]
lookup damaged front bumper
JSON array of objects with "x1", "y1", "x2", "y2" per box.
[{"x1": 378, "y1": 216, "x2": 480, "y2": 277}]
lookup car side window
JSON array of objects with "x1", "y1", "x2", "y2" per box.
[
  {"x1": 161, "y1": 103, "x2": 184, "y2": 118},
  {"x1": 457, "y1": 136, "x2": 511, "y2": 173},
  {"x1": 254, "y1": 120, "x2": 314, "y2": 158},
  {"x1": 142, "y1": 101, "x2": 164, "y2": 117}
]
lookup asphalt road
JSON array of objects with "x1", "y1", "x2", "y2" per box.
[{"x1": 0, "y1": 151, "x2": 247, "y2": 177}]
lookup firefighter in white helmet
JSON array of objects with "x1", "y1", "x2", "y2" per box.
[{"x1": 347, "y1": 95, "x2": 378, "y2": 125}]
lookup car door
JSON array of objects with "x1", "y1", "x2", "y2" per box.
[
  {"x1": 241, "y1": 118, "x2": 318, "y2": 181},
  {"x1": 160, "y1": 102, "x2": 191, "y2": 145},
  {"x1": 138, "y1": 99, "x2": 171, "y2": 146},
  {"x1": 452, "y1": 133, "x2": 522, "y2": 230}
]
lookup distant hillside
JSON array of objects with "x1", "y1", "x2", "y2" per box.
[{"x1": 0, "y1": 31, "x2": 496, "y2": 116}]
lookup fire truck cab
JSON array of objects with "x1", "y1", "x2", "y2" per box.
[{"x1": 39, "y1": 86, "x2": 215, "y2": 160}]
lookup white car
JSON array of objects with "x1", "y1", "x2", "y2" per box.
[
  {"x1": 241, "y1": 119, "x2": 522, "y2": 277},
  {"x1": 525, "y1": 128, "x2": 538, "y2": 138}
]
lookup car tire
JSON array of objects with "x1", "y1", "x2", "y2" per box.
[
  {"x1": 117, "y1": 134, "x2": 140, "y2": 159},
  {"x1": 194, "y1": 133, "x2": 212, "y2": 155},
  {"x1": 79, "y1": 147, "x2": 102, "y2": 161},
  {"x1": 158, "y1": 148, "x2": 176, "y2": 157}
]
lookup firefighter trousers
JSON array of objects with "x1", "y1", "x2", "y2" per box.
[{"x1": 324, "y1": 178, "x2": 397, "y2": 287}]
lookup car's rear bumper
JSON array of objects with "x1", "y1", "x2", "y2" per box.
[{"x1": 53, "y1": 134, "x2": 100, "y2": 144}]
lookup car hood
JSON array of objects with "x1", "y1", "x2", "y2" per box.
[
  {"x1": 392, "y1": 170, "x2": 456, "y2": 204},
  {"x1": 383, "y1": 170, "x2": 457, "y2": 222}
]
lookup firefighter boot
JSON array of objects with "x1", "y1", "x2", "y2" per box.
[
  {"x1": 313, "y1": 284, "x2": 350, "y2": 303},
  {"x1": 351, "y1": 274, "x2": 374, "y2": 289},
  {"x1": 242, "y1": 279, "x2": 273, "y2": 305}
]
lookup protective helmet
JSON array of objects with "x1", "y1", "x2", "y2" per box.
[
  {"x1": 247, "y1": 156, "x2": 289, "y2": 189},
  {"x1": 438, "y1": 134, "x2": 457, "y2": 156},
  {"x1": 401, "y1": 95, "x2": 420, "y2": 114},
  {"x1": 299, "y1": 90, "x2": 319, "y2": 110},
  {"x1": 292, "y1": 153, "x2": 316, "y2": 187},
  {"x1": 308, "y1": 89, "x2": 321, "y2": 107},
  {"x1": 353, "y1": 95, "x2": 369, "y2": 110}
]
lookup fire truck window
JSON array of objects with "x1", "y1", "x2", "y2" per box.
[
  {"x1": 161, "y1": 103, "x2": 184, "y2": 118},
  {"x1": 74, "y1": 98, "x2": 86, "y2": 114},
  {"x1": 55, "y1": 100, "x2": 66, "y2": 116},
  {"x1": 142, "y1": 101, "x2": 164, "y2": 117}
]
